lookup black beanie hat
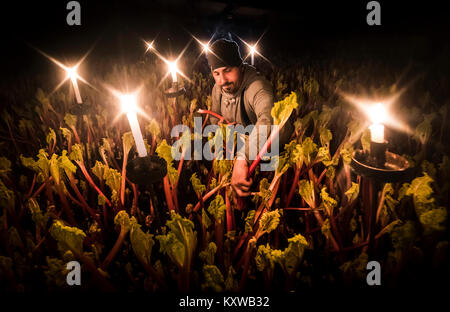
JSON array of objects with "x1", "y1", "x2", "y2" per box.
[{"x1": 206, "y1": 39, "x2": 243, "y2": 71}]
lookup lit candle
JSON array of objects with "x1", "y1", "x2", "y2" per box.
[
  {"x1": 250, "y1": 45, "x2": 256, "y2": 66},
  {"x1": 168, "y1": 61, "x2": 178, "y2": 83},
  {"x1": 67, "y1": 66, "x2": 82, "y2": 104},
  {"x1": 368, "y1": 103, "x2": 387, "y2": 143},
  {"x1": 369, "y1": 124, "x2": 384, "y2": 143},
  {"x1": 201, "y1": 42, "x2": 210, "y2": 54},
  {"x1": 120, "y1": 94, "x2": 147, "y2": 157}
]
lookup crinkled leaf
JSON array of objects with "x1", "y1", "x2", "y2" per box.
[
  {"x1": 156, "y1": 232, "x2": 185, "y2": 268},
  {"x1": 224, "y1": 266, "x2": 238, "y2": 292},
  {"x1": 199, "y1": 242, "x2": 217, "y2": 265},
  {"x1": 202, "y1": 208, "x2": 212, "y2": 229},
  {"x1": 259, "y1": 209, "x2": 280, "y2": 234},
  {"x1": 27, "y1": 198, "x2": 48, "y2": 229},
  {"x1": 316, "y1": 146, "x2": 331, "y2": 164},
  {"x1": 103, "y1": 167, "x2": 121, "y2": 205},
  {"x1": 49, "y1": 154, "x2": 60, "y2": 185},
  {"x1": 44, "y1": 257, "x2": 68, "y2": 287},
  {"x1": 122, "y1": 131, "x2": 135, "y2": 156},
  {"x1": 59, "y1": 150, "x2": 77, "y2": 174},
  {"x1": 46, "y1": 128, "x2": 56, "y2": 146},
  {"x1": 60, "y1": 127, "x2": 72, "y2": 141},
  {"x1": 130, "y1": 218, "x2": 155, "y2": 265},
  {"x1": 91, "y1": 161, "x2": 106, "y2": 182},
  {"x1": 114, "y1": 210, "x2": 134, "y2": 233},
  {"x1": 255, "y1": 244, "x2": 276, "y2": 272},
  {"x1": 252, "y1": 178, "x2": 272, "y2": 208},
  {"x1": 271, "y1": 91, "x2": 299, "y2": 125},
  {"x1": 69, "y1": 144, "x2": 84, "y2": 162},
  {"x1": 156, "y1": 139, "x2": 179, "y2": 184},
  {"x1": 156, "y1": 211, "x2": 197, "y2": 269},
  {"x1": 419, "y1": 207, "x2": 447, "y2": 234},
  {"x1": 298, "y1": 179, "x2": 315, "y2": 208},
  {"x1": 326, "y1": 165, "x2": 336, "y2": 181},
  {"x1": 49, "y1": 220, "x2": 86, "y2": 255},
  {"x1": 201, "y1": 264, "x2": 224, "y2": 292},
  {"x1": 245, "y1": 210, "x2": 256, "y2": 233},
  {"x1": 190, "y1": 173, "x2": 206, "y2": 196},
  {"x1": 345, "y1": 182, "x2": 360, "y2": 203},
  {"x1": 301, "y1": 137, "x2": 318, "y2": 165},
  {"x1": 405, "y1": 173, "x2": 435, "y2": 216},
  {"x1": 320, "y1": 187, "x2": 338, "y2": 215},
  {"x1": 413, "y1": 113, "x2": 435, "y2": 145},
  {"x1": 321, "y1": 218, "x2": 331, "y2": 239},
  {"x1": 207, "y1": 194, "x2": 227, "y2": 223},
  {"x1": 340, "y1": 141, "x2": 354, "y2": 165}
]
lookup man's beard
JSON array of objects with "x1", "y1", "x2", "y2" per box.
[{"x1": 222, "y1": 83, "x2": 236, "y2": 93}]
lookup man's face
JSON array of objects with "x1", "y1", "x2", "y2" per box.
[{"x1": 212, "y1": 66, "x2": 242, "y2": 93}]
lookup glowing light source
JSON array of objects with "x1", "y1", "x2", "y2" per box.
[
  {"x1": 117, "y1": 91, "x2": 147, "y2": 157},
  {"x1": 249, "y1": 44, "x2": 257, "y2": 65},
  {"x1": 368, "y1": 103, "x2": 387, "y2": 143},
  {"x1": 201, "y1": 42, "x2": 210, "y2": 54},
  {"x1": 66, "y1": 66, "x2": 82, "y2": 104},
  {"x1": 168, "y1": 60, "x2": 178, "y2": 83},
  {"x1": 145, "y1": 40, "x2": 155, "y2": 53},
  {"x1": 34, "y1": 47, "x2": 93, "y2": 103}
]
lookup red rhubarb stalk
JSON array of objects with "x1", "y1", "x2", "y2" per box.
[{"x1": 76, "y1": 161, "x2": 112, "y2": 207}]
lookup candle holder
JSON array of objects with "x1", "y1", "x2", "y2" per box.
[
  {"x1": 126, "y1": 155, "x2": 167, "y2": 187},
  {"x1": 350, "y1": 142, "x2": 414, "y2": 183},
  {"x1": 164, "y1": 82, "x2": 185, "y2": 98}
]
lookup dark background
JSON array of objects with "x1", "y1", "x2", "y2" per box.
[{"x1": 0, "y1": 0, "x2": 449, "y2": 83}]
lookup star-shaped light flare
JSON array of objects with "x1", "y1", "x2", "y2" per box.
[
  {"x1": 34, "y1": 47, "x2": 95, "y2": 102},
  {"x1": 339, "y1": 90, "x2": 413, "y2": 138},
  {"x1": 236, "y1": 31, "x2": 271, "y2": 66},
  {"x1": 141, "y1": 38, "x2": 192, "y2": 87}
]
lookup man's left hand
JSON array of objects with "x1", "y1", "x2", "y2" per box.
[{"x1": 231, "y1": 159, "x2": 253, "y2": 197}]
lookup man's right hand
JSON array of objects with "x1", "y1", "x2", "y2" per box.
[{"x1": 231, "y1": 159, "x2": 253, "y2": 197}]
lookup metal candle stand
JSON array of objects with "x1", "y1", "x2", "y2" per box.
[
  {"x1": 163, "y1": 81, "x2": 185, "y2": 98},
  {"x1": 126, "y1": 155, "x2": 167, "y2": 187},
  {"x1": 126, "y1": 81, "x2": 185, "y2": 188},
  {"x1": 350, "y1": 140, "x2": 414, "y2": 258}
]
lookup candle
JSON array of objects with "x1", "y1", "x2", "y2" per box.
[
  {"x1": 368, "y1": 103, "x2": 387, "y2": 143},
  {"x1": 67, "y1": 67, "x2": 82, "y2": 104},
  {"x1": 369, "y1": 123, "x2": 384, "y2": 143},
  {"x1": 250, "y1": 45, "x2": 256, "y2": 66},
  {"x1": 120, "y1": 94, "x2": 147, "y2": 157},
  {"x1": 168, "y1": 61, "x2": 178, "y2": 83}
]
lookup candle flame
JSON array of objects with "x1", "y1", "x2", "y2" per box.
[
  {"x1": 120, "y1": 93, "x2": 138, "y2": 114},
  {"x1": 168, "y1": 61, "x2": 178, "y2": 73},
  {"x1": 33, "y1": 46, "x2": 95, "y2": 96},
  {"x1": 66, "y1": 66, "x2": 79, "y2": 81},
  {"x1": 368, "y1": 103, "x2": 387, "y2": 124},
  {"x1": 145, "y1": 40, "x2": 155, "y2": 52},
  {"x1": 235, "y1": 34, "x2": 272, "y2": 66},
  {"x1": 201, "y1": 42, "x2": 210, "y2": 54}
]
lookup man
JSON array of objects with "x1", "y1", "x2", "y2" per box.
[{"x1": 206, "y1": 39, "x2": 293, "y2": 198}]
